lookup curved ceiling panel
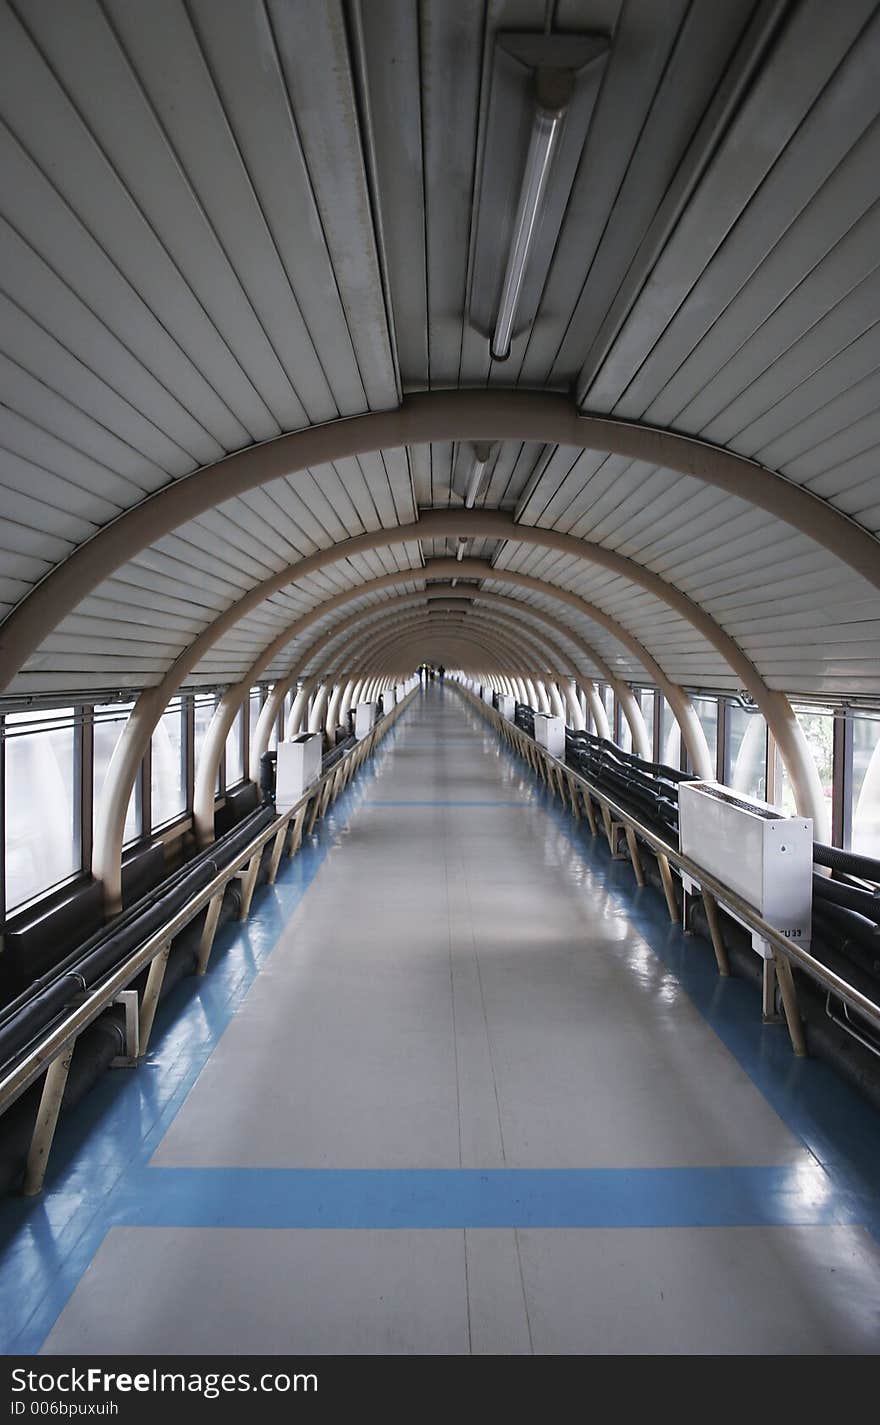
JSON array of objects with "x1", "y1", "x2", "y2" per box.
[{"x1": 1, "y1": 0, "x2": 880, "y2": 708}]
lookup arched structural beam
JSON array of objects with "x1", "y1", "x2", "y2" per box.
[
  {"x1": 206, "y1": 557, "x2": 702, "y2": 810},
  {"x1": 205, "y1": 594, "x2": 645, "y2": 862},
  {"x1": 428, "y1": 591, "x2": 653, "y2": 754},
  {"x1": 354, "y1": 618, "x2": 532, "y2": 681},
  {"x1": 244, "y1": 598, "x2": 535, "y2": 791},
  {"x1": 94, "y1": 568, "x2": 824, "y2": 914},
  {"x1": 196, "y1": 593, "x2": 585, "y2": 856},
  {"x1": 25, "y1": 507, "x2": 816, "y2": 824},
  {"x1": 377, "y1": 631, "x2": 530, "y2": 677},
  {"x1": 3, "y1": 388, "x2": 878, "y2": 687},
  {"x1": 241, "y1": 596, "x2": 591, "y2": 818},
  {"x1": 18, "y1": 510, "x2": 756, "y2": 713},
  {"x1": 355, "y1": 614, "x2": 566, "y2": 691}
]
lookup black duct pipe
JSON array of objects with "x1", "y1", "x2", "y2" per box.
[
  {"x1": 0, "y1": 804, "x2": 272, "y2": 1035},
  {"x1": 813, "y1": 873, "x2": 880, "y2": 927},
  {"x1": 813, "y1": 841, "x2": 880, "y2": 883},
  {"x1": 259, "y1": 749, "x2": 276, "y2": 802},
  {"x1": 0, "y1": 805, "x2": 274, "y2": 1070}
]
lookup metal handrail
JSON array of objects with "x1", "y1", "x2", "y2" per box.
[
  {"x1": 458, "y1": 685, "x2": 880, "y2": 1038},
  {"x1": 0, "y1": 689, "x2": 416, "y2": 1119}
]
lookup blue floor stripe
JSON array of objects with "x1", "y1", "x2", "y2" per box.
[
  {"x1": 365, "y1": 799, "x2": 525, "y2": 806},
  {"x1": 110, "y1": 1165, "x2": 867, "y2": 1231}
]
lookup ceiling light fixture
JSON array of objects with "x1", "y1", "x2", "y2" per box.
[
  {"x1": 464, "y1": 444, "x2": 494, "y2": 509},
  {"x1": 491, "y1": 72, "x2": 570, "y2": 362},
  {"x1": 468, "y1": 33, "x2": 608, "y2": 364}
]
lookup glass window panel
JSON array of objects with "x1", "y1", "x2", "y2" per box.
[
  {"x1": 225, "y1": 708, "x2": 245, "y2": 787},
  {"x1": 5, "y1": 708, "x2": 80, "y2": 910},
  {"x1": 151, "y1": 698, "x2": 185, "y2": 828},
  {"x1": 851, "y1": 714, "x2": 880, "y2": 858},
  {"x1": 660, "y1": 697, "x2": 680, "y2": 770},
  {"x1": 265, "y1": 684, "x2": 278, "y2": 752},
  {"x1": 93, "y1": 703, "x2": 139, "y2": 846},
  {"x1": 602, "y1": 684, "x2": 613, "y2": 725},
  {"x1": 727, "y1": 705, "x2": 767, "y2": 800},
  {"x1": 617, "y1": 697, "x2": 632, "y2": 752},
  {"x1": 775, "y1": 706, "x2": 833, "y2": 824},
  {"x1": 639, "y1": 690, "x2": 656, "y2": 759},
  {"x1": 692, "y1": 697, "x2": 718, "y2": 773},
  {"x1": 248, "y1": 687, "x2": 261, "y2": 747},
  {"x1": 193, "y1": 694, "x2": 219, "y2": 795}
]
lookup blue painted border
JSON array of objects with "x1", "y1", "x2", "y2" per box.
[
  {"x1": 0, "y1": 717, "x2": 407, "y2": 1350},
  {"x1": 1, "y1": 687, "x2": 879, "y2": 1354},
  {"x1": 462, "y1": 694, "x2": 880, "y2": 1216},
  {"x1": 105, "y1": 1164, "x2": 867, "y2": 1231}
]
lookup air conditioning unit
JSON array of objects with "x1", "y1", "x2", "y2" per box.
[
  {"x1": 354, "y1": 702, "x2": 377, "y2": 740},
  {"x1": 275, "y1": 733, "x2": 322, "y2": 811},
  {"x1": 533, "y1": 713, "x2": 565, "y2": 760},
  {"x1": 678, "y1": 781, "x2": 812, "y2": 949}
]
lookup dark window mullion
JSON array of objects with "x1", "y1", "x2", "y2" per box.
[
  {"x1": 80, "y1": 706, "x2": 94, "y2": 875},
  {"x1": 834, "y1": 709, "x2": 853, "y2": 849}
]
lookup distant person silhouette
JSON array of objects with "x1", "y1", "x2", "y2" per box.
[{"x1": 438, "y1": 665, "x2": 445, "y2": 681}]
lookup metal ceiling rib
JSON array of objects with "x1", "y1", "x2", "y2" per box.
[{"x1": 1, "y1": 0, "x2": 880, "y2": 703}]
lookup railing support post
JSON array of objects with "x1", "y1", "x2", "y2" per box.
[
  {"x1": 22, "y1": 1044, "x2": 76, "y2": 1196},
  {"x1": 196, "y1": 892, "x2": 225, "y2": 974},
  {"x1": 138, "y1": 942, "x2": 171, "y2": 1057},
  {"x1": 701, "y1": 889, "x2": 730, "y2": 977},
  {"x1": 624, "y1": 827, "x2": 646, "y2": 887},
  {"x1": 238, "y1": 852, "x2": 262, "y2": 921},
  {"x1": 775, "y1": 953, "x2": 807, "y2": 1057},
  {"x1": 655, "y1": 852, "x2": 679, "y2": 922}
]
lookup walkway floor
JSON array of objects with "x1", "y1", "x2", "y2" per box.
[{"x1": 3, "y1": 686, "x2": 880, "y2": 1353}]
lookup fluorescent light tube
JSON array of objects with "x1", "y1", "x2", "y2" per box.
[
  {"x1": 491, "y1": 102, "x2": 564, "y2": 362},
  {"x1": 464, "y1": 444, "x2": 493, "y2": 509}
]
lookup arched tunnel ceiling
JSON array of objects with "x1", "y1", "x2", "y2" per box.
[{"x1": 1, "y1": 0, "x2": 880, "y2": 702}]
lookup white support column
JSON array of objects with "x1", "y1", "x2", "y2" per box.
[
  {"x1": 285, "y1": 677, "x2": 317, "y2": 738},
  {"x1": 250, "y1": 681, "x2": 287, "y2": 780},
  {"x1": 346, "y1": 678, "x2": 366, "y2": 713},
  {"x1": 615, "y1": 683, "x2": 651, "y2": 760},
  {"x1": 767, "y1": 690, "x2": 830, "y2": 839},
  {"x1": 584, "y1": 679, "x2": 609, "y2": 739},
  {"x1": 93, "y1": 687, "x2": 163, "y2": 913},
  {"x1": 325, "y1": 682, "x2": 344, "y2": 733},
  {"x1": 337, "y1": 679, "x2": 356, "y2": 724},
  {"x1": 193, "y1": 681, "x2": 247, "y2": 848},
  {"x1": 563, "y1": 678, "x2": 586, "y2": 731},
  {"x1": 308, "y1": 681, "x2": 331, "y2": 734},
  {"x1": 548, "y1": 681, "x2": 566, "y2": 719},
  {"x1": 672, "y1": 693, "x2": 714, "y2": 781}
]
